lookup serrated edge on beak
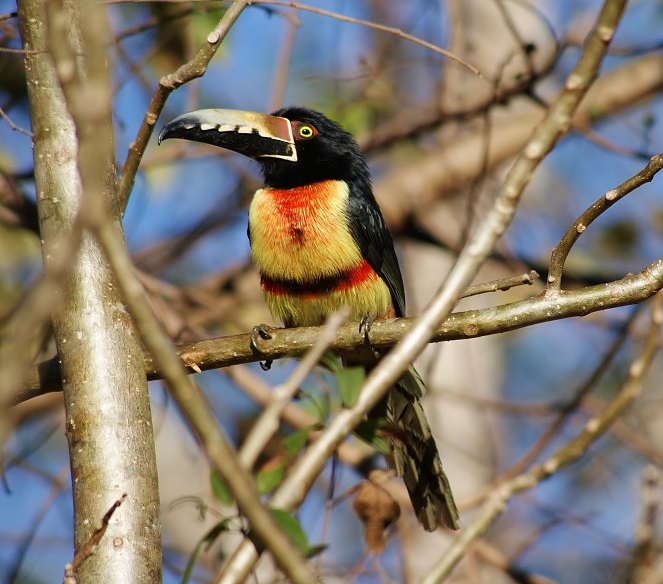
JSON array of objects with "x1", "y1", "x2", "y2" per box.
[{"x1": 158, "y1": 109, "x2": 297, "y2": 162}]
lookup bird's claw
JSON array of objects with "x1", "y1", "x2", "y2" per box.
[
  {"x1": 359, "y1": 314, "x2": 377, "y2": 342},
  {"x1": 251, "y1": 324, "x2": 277, "y2": 371},
  {"x1": 259, "y1": 359, "x2": 273, "y2": 371},
  {"x1": 251, "y1": 323, "x2": 276, "y2": 350}
]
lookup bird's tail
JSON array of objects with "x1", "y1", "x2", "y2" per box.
[{"x1": 376, "y1": 366, "x2": 460, "y2": 531}]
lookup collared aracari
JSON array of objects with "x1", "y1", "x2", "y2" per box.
[{"x1": 158, "y1": 107, "x2": 460, "y2": 531}]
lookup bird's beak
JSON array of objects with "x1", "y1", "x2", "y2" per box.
[{"x1": 158, "y1": 109, "x2": 297, "y2": 162}]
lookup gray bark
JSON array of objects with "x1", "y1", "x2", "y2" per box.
[{"x1": 17, "y1": 0, "x2": 162, "y2": 581}]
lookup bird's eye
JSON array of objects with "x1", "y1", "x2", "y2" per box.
[{"x1": 293, "y1": 122, "x2": 317, "y2": 139}]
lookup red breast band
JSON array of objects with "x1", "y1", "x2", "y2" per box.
[{"x1": 261, "y1": 259, "x2": 376, "y2": 297}]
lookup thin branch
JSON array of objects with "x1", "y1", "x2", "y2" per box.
[
  {"x1": 18, "y1": 253, "x2": 663, "y2": 403},
  {"x1": 547, "y1": 152, "x2": 663, "y2": 291},
  {"x1": 461, "y1": 270, "x2": 539, "y2": 298},
  {"x1": 64, "y1": 494, "x2": 128, "y2": 584},
  {"x1": 463, "y1": 304, "x2": 642, "y2": 508},
  {"x1": 494, "y1": 0, "x2": 537, "y2": 81},
  {"x1": 216, "y1": 0, "x2": 628, "y2": 579},
  {"x1": 0, "y1": 106, "x2": 33, "y2": 136},
  {"x1": 87, "y1": 215, "x2": 318, "y2": 584},
  {"x1": 473, "y1": 539, "x2": 557, "y2": 584},
  {"x1": 116, "y1": 0, "x2": 253, "y2": 213},
  {"x1": 420, "y1": 290, "x2": 662, "y2": 584},
  {"x1": 252, "y1": 0, "x2": 482, "y2": 78},
  {"x1": 5, "y1": 466, "x2": 68, "y2": 582}
]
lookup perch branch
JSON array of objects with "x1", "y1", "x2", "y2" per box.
[{"x1": 421, "y1": 290, "x2": 662, "y2": 584}]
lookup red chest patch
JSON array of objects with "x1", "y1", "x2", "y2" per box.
[
  {"x1": 266, "y1": 182, "x2": 338, "y2": 245},
  {"x1": 248, "y1": 180, "x2": 395, "y2": 326},
  {"x1": 248, "y1": 179, "x2": 363, "y2": 284}
]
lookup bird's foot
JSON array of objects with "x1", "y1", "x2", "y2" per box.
[
  {"x1": 359, "y1": 314, "x2": 377, "y2": 343},
  {"x1": 250, "y1": 324, "x2": 277, "y2": 371}
]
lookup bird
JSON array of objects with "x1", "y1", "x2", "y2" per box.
[{"x1": 159, "y1": 106, "x2": 460, "y2": 531}]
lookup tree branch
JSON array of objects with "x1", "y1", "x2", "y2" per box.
[
  {"x1": 216, "y1": 0, "x2": 628, "y2": 579},
  {"x1": 116, "y1": 0, "x2": 253, "y2": 213},
  {"x1": 548, "y1": 152, "x2": 663, "y2": 290},
  {"x1": 18, "y1": 0, "x2": 163, "y2": 579},
  {"x1": 18, "y1": 253, "x2": 663, "y2": 404},
  {"x1": 421, "y1": 290, "x2": 662, "y2": 584}
]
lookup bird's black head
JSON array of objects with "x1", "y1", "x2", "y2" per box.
[
  {"x1": 259, "y1": 107, "x2": 370, "y2": 189},
  {"x1": 158, "y1": 106, "x2": 370, "y2": 190}
]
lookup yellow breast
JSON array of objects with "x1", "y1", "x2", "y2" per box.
[
  {"x1": 248, "y1": 179, "x2": 393, "y2": 326},
  {"x1": 248, "y1": 180, "x2": 363, "y2": 281}
]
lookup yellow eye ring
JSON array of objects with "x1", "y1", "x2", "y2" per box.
[{"x1": 298, "y1": 124, "x2": 314, "y2": 138}]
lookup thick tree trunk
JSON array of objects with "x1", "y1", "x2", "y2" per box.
[{"x1": 17, "y1": 0, "x2": 162, "y2": 581}]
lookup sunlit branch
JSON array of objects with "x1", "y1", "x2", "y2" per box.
[
  {"x1": 116, "y1": 0, "x2": 253, "y2": 213},
  {"x1": 216, "y1": 0, "x2": 629, "y2": 579},
  {"x1": 421, "y1": 290, "x2": 662, "y2": 584},
  {"x1": 547, "y1": 152, "x2": 663, "y2": 291},
  {"x1": 18, "y1": 254, "x2": 663, "y2": 404}
]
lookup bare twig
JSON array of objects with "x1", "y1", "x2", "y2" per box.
[
  {"x1": 5, "y1": 466, "x2": 68, "y2": 582},
  {"x1": 63, "y1": 494, "x2": 128, "y2": 584},
  {"x1": 237, "y1": 308, "x2": 348, "y2": 469},
  {"x1": 421, "y1": 290, "x2": 662, "y2": 584},
  {"x1": 253, "y1": 0, "x2": 482, "y2": 78},
  {"x1": 461, "y1": 270, "x2": 539, "y2": 298},
  {"x1": 267, "y1": 6, "x2": 299, "y2": 112},
  {"x1": 0, "y1": 106, "x2": 33, "y2": 136},
  {"x1": 18, "y1": 253, "x2": 663, "y2": 404},
  {"x1": 116, "y1": 0, "x2": 253, "y2": 213},
  {"x1": 547, "y1": 152, "x2": 663, "y2": 291},
  {"x1": 473, "y1": 539, "x2": 557, "y2": 584}
]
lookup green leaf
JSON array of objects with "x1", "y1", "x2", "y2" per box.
[
  {"x1": 209, "y1": 469, "x2": 234, "y2": 506},
  {"x1": 336, "y1": 366, "x2": 365, "y2": 408},
  {"x1": 181, "y1": 520, "x2": 230, "y2": 584},
  {"x1": 283, "y1": 429, "x2": 308, "y2": 457},
  {"x1": 320, "y1": 352, "x2": 342, "y2": 373},
  {"x1": 268, "y1": 508, "x2": 310, "y2": 555},
  {"x1": 305, "y1": 543, "x2": 328, "y2": 558},
  {"x1": 247, "y1": 508, "x2": 326, "y2": 558},
  {"x1": 256, "y1": 463, "x2": 285, "y2": 495},
  {"x1": 354, "y1": 418, "x2": 391, "y2": 455}
]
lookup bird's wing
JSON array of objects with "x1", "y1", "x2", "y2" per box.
[{"x1": 346, "y1": 185, "x2": 406, "y2": 318}]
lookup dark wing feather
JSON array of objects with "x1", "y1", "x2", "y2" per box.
[
  {"x1": 345, "y1": 182, "x2": 406, "y2": 317},
  {"x1": 345, "y1": 181, "x2": 460, "y2": 531}
]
